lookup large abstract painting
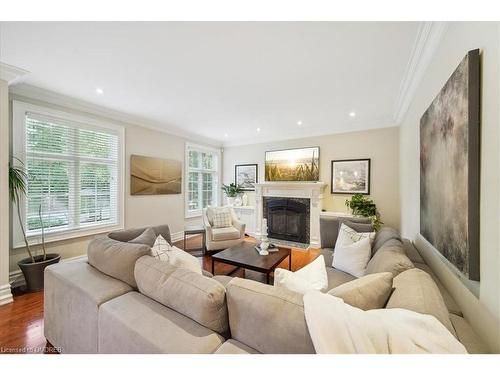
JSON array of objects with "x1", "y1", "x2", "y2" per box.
[
  {"x1": 131, "y1": 155, "x2": 182, "y2": 195},
  {"x1": 420, "y1": 49, "x2": 480, "y2": 281}
]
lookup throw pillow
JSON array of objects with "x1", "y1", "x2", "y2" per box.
[
  {"x1": 274, "y1": 255, "x2": 328, "y2": 294},
  {"x1": 212, "y1": 208, "x2": 232, "y2": 228},
  {"x1": 332, "y1": 223, "x2": 375, "y2": 277},
  {"x1": 168, "y1": 245, "x2": 203, "y2": 275},
  {"x1": 364, "y1": 242, "x2": 414, "y2": 277},
  {"x1": 151, "y1": 234, "x2": 171, "y2": 261},
  {"x1": 128, "y1": 227, "x2": 157, "y2": 247},
  {"x1": 327, "y1": 272, "x2": 394, "y2": 310}
]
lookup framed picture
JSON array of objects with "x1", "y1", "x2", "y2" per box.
[
  {"x1": 131, "y1": 154, "x2": 182, "y2": 195},
  {"x1": 235, "y1": 164, "x2": 258, "y2": 191},
  {"x1": 264, "y1": 146, "x2": 320, "y2": 181},
  {"x1": 420, "y1": 49, "x2": 480, "y2": 281},
  {"x1": 331, "y1": 159, "x2": 371, "y2": 195}
]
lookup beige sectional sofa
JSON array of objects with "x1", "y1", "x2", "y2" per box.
[{"x1": 44, "y1": 222, "x2": 489, "y2": 354}]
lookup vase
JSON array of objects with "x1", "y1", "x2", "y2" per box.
[
  {"x1": 227, "y1": 197, "x2": 235, "y2": 206},
  {"x1": 242, "y1": 193, "x2": 248, "y2": 206},
  {"x1": 234, "y1": 196, "x2": 243, "y2": 206}
]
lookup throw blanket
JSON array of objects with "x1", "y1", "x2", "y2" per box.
[{"x1": 303, "y1": 291, "x2": 467, "y2": 354}]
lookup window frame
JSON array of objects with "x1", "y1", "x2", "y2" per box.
[
  {"x1": 184, "y1": 142, "x2": 221, "y2": 218},
  {"x1": 12, "y1": 100, "x2": 125, "y2": 248}
]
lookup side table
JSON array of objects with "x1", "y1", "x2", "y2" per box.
[{"x1": 183, "y1": 225, "x2": 206, "y2": 257}]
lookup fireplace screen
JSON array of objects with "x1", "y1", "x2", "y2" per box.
[{"x1": 263, "y1": 197, "x2": 310, "y2": 244}]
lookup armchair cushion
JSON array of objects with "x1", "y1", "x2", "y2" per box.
[{"x1": 212, "y1": 226, "x2": 241, "y2": 241}]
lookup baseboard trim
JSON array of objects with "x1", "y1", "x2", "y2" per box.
[
  {"x1": 9, "y1": 254, "x2": 88, "y2": 288},
  {"x1": 0, "y1": 283, "x2": 14, "y2": 306}
]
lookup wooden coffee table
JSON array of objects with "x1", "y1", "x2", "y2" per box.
[{"x1": 211, "y1": 242, "x2": 291, "y2": 284}]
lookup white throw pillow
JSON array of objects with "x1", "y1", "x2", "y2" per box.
[
  {"x1": 151, "y1": 234, "x2": 171, "y2": 261},
  {"x1": 332, "y1": 223, "x2": 375, "y2": 277},
  {"x1": 212, "y1": 208, "x2": 232, "y2": 228},
  {"x1": 151, "y1": 235, "x2": 202, "y2": 274},
  {"x1": 274, "y1": 255, "x2": 328, "y2": 294}
]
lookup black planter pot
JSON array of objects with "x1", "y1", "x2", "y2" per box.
[{"x1": 18, "y1": 253, "x2": 61, "y2": 292}]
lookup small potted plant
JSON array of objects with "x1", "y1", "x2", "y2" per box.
[
  {"x1": 345, "y1": 194, "x2": 383, "y2": 230},
  {"x1": 10, "y1": 159, "x2": 60, "y2": 292},
  {"x1": 221, "y1": 183, "x2": 244, "y2": 206}
]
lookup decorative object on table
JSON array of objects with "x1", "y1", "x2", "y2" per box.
[
  {"x1": 257, "y1": 218, "x2": 270, "y2": 255},
  {"x1": 241, "y1": 192, "x2": 248, "y2": 206},
  {"x1": 233, "y1": 196, "x2": 243, "y2": 206},
  {"x1": 221, "y1": 182, "x2": 244, "y2": 206},
  {"x1": 331, "y1": 159, "x2": 370, "y2": 194},
  {"x1": 265, "y1": 146, "x2": 319, "y2": 181},
  {"x1": 235, "y1": 164, "x2": 258, "y2": 191},
  {"x1": 420, "y1": 49, "x2": 480, "y2": 281},
  {"x1": 131, "y1": 154, "x2": 182, "y2": 195},
  {"x1": 10, "y1": 158, "x2": 60, "y2": 292},
  {"x1": 345, "y1": 194, "x2": 382, "y2": 230}
]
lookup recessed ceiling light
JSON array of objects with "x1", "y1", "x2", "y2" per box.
[
  {"x1": 95, "y1": 88, "x2": 104, "y2": 95},
  {"x1": 224, "y1": 133, "x2": 228, "y2": 138},
  {"x1": 349, "y1": 111, "x2": 356, "y2": 117},
  {"x1": 297, "y1": 120, "x2": 303, "y2": 126},
  {"x1": 256, "y1": 127, "x2": 261, "y2": 132}
]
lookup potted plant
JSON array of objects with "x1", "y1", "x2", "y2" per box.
[
  {"x1": 10, "y1": 159, "x2": 60, "y2": 292},
  {"x1": 345, "y1": 194, "x2": 383, "y2": 230},
  {"x1": 221, "y1": 183, "x2": 244, "y2": 206}
]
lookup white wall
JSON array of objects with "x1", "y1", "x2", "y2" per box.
[
  {"x1": 399, "y1": 22, "x2": 500, "y2": 350},
  {"x1": 8, "y1": 93, "x2": 215, "y2": 274},
  {"x1": 223, "y1": 126, "x2": 400, "y2": 229}
]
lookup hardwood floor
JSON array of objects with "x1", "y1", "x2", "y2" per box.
[{"x1": 0, "y1": 235, "x2": 320, "y2": 354}]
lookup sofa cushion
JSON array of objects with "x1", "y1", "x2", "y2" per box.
[
  {"x1": 214, "y1": 339, "x2": 260, "y2": 354},
  {"x1": 128, "y1": 227, "x2": 157, "y2": 247},
  {"x1": 372, "y1": 227, "x2": 401, "y2": 254},
  {"x1": 108, "y1": 225, "x2": 171, "y2": 245},
  {"x1": 414, "y1": 262, "x2": 462, "y2": 316},
  {"x1": 449, "y1": 314, "x2": 489, "y2": 354},
  {"x1": 98, "y1": 292, "x2": 224, "y2": 353},
  {"x1": 402, "y1": 238, "x2": 424, "y2": 264},
  {"x1": 327, "y1": 272, "x2": 393, "y2": 310},
  {"x1": 44, "y1": 261, "x2": 132, "y2": 353},
  {"x1": 386, "y1": 268, "x2": 456, "y2": 336},
  {"x1": 325, "y1": 267, "x2": 357, "y2": 290},
  {"x1": 226, "y1": 278, "x2": 315, "y2": 353},
  {"x1": 135, "y1": 256, "x2": 228, "y2": 335},
  {"x1": 87, "y1": 237, "x2": 151, "y2": 288},
  {"x1": 319, "y1": 216, "x2": 372, "y2": 249},
  {"x1": 365, "y1": 240, "x2": 414, "y2": 277},
  {"x1": 212, "y1": 226, "x2": 240, "y2": 241}
]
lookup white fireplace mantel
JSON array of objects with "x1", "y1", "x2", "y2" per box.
[{"x1": 254, "y1": 182, "x2": 327, "y2": 248}]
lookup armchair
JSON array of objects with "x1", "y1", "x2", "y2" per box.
[{"x1": 203, "y1": 206, "x2": 245, "y2": 252}]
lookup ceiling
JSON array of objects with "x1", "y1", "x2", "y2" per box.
[{"x1": 0, "y1": 22, "x2": 422, "y2": 146}]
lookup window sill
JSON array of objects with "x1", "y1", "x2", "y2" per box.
[
  {"x1": 185, "y1": 212, "x2": 202, "y2": 219},
  {"x1": 12, "y1": 223, "x2": 124, "y2": 249}
]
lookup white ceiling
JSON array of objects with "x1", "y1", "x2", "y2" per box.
[{"x1": 0, "y1": 22, "x2": 421, "y2": 146}]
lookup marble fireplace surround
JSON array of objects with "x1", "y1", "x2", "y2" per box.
[{"x1": 254, "y1": 182, "x2": 327, "y2": 248}]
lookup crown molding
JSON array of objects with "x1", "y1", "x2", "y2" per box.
[
  {"x1": 393, "y1": 22, "x2": 448, "y2": 125},
  {"x1": 0, "y1": 62, "x2": 29, "y2": 85},
  {"x1": 9, "y1": 83, "x2": 222, "y2": 148}
]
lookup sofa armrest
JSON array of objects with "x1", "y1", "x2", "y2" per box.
[
  {"x1": 232, "y1": 219, "x2": 246, "y2": 238},
  {"x1": 203, "y1": 214, "x2": 213, "y2": 241}
]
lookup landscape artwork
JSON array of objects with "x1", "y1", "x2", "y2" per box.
[
  {"x1": 131, "y1": 155, "x2": 182, "y2": 195},
  {"x1": 265, "y1": 147, "x2": 319, "y2": 181},
  {"x1": 235, "y1": 164, "x2": 258, "y2": 190},
  {"x1": 331, "y1": 159, "x2": 370, "y2": 194},
  {"x1": 420, "y1": 49, "x2": 480, "y2": 281}
]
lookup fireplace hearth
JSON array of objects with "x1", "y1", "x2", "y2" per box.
[{"x1": 263, "y1": 197, "x2": 310, "y2": 244}]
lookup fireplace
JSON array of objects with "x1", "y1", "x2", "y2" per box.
[{"x1": 263, "y1": 197, "x2": 310, "y2": 244}]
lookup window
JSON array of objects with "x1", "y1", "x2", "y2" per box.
[
  {"x1": 13, "y1": 101, "x2": 124, "y2": 246},
  {"x1": 185, "y1": 143, "x2": 220, "y2": 217}
]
